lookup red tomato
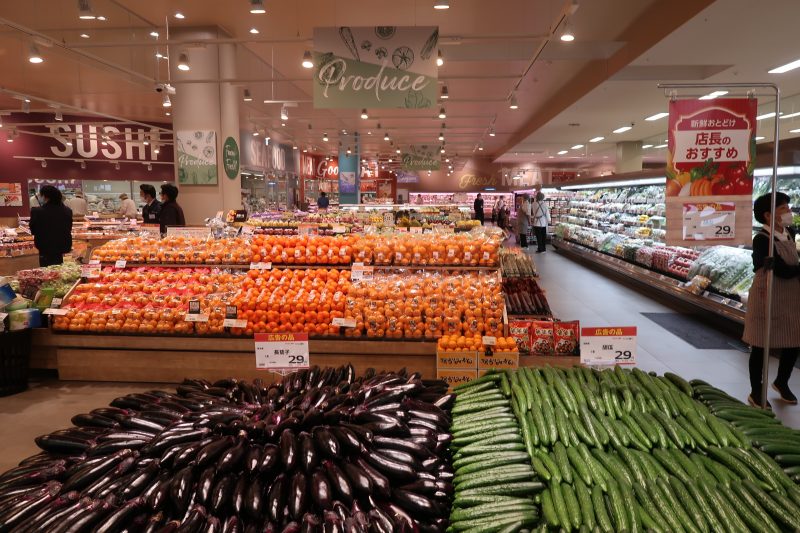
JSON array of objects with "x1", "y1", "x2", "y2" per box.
[
  {"x1": 725, "y1": 164, "x2": 751, "y2": 194},
  {"x1": 712, "y1": 179, "x2": 736, "y2": 195}
]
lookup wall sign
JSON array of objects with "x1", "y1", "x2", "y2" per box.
[
  {"x1": 665, "y1": 98, "x2": 756, "y2": 247},
  {"x1": 402, "y1": 145, "x2": 440, "y2": 171},
  {"x1": 177, "y1": 130, "x2": 218, "y2": 185},
  {"x1": 223, "y1": 136, "x2": 240, "y2": 179},
  {"x1": 312, "y1": 26, "x2": 439, "y2": 109}
]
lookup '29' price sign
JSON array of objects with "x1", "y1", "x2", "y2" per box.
[
  {"x1": 580, "y1": 327, "x2": 637, "y2": 366},
  {"x1": 255, "y1": 333, "x2": 310, "y2": 371},
  {"x1": 682, "y1": 202, "x2": 735, "y2": 241}
]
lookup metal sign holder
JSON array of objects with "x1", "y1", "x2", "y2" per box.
[{"x1": 658, "y1": 82, "x2": 780, "y2": 409}]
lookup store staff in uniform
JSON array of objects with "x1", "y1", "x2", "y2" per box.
[
  {"x1": 30, "y1": 185, "x2": 72, "y2": 267},
  {"x1": 118, "y1": 193, "x2": 138, "y2": 218},
  {"x1": 159, "y1": 183, "x2": 186, "y2": 234},
  {"x1": 317, "y1": 191, "x2": 330, "y2": 210},
  {"x1": 140, "y1": 184, "x2": 162, "y2": 224},
  {"x1": 742, "y1": 192, "x2": 799, "y2": 408},
  {"x1": 64, "y1": 191, "x2": 87, "y2": 217},
  {"x1": 473, "y1": 193, "x2": 485, "y2": 225},
  {"x1": 531, "y1": 191, "x2": 551, "y2": 253}
]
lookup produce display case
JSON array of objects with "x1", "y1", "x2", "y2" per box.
[{"x1": 0, "y1": 226, "x2": 38, "y2": 275}]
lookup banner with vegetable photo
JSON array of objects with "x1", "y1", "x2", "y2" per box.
[
  {"x1": 312, "y1": 26, "x2": 438, "y2": 109},
  {"x1": 665, "y1": 98, "x2": 757, "y2": 247}
]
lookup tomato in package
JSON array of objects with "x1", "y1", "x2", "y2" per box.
[
  {"x1": 509, "y1": 320, "x2": 531, "y2": 354},
  {"x1": 530, "y1": 320, "x2": 554, "y2": 356},
  {"x1": 553, "y1": 320, "x2": 580, "y2": 356}
]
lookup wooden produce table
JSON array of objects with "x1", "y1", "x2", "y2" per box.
[{"x1": 0, "y1": 254, "x2": 39, "y2": 276}]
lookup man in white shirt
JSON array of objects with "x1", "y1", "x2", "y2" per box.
[
  {"x1": 118, "y1": 193, "x2": 138, "y2": 218},
  {"x1": 64, "y1": 191, "x2": 88, "y2": 216}
]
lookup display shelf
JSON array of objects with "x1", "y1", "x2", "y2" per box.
[
  {"x1": 552, "y1": 236, "x2": 745, "y2": 323},
  {"x1": 91, "y1": 262, "x2": 501, "y2": 272}
]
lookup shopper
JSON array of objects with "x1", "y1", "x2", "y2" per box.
[
  {"x1": 742, "y1": 192, "x2": 799, "y2": 408},
  {"x1": 64, "y1": 191, "x2": 87, "y2": 216},
  {"x1": 516, "y1": 195, "x2": 530, "y2": 248},
  {"x1": 317, "y1": 191, "x2": 330, "y2": 210},
  {"x1": 159, "y1": 183, "x2": 186, "y2": 234},
  {"x1": 29, "y1": 185, "x2": 72, "y2": 267},
  {"x1": 531, "y1": 191, "x2": 551, "y2": 253},
  {"x1": 415, "y1": 194, "x2": 424, "y2": 205},
  {"x1": 497, "y1": 198, "x2": 507, "y2": 230},
  {"x1": 140, "y1": 184, "x2": 162, "y2": 224},
  {"x1": 118, "y1": 193, "x2": 138, "y2": 218},
  {"x1": 474, "y1": 193, "x2": 484, "y2": 225}
]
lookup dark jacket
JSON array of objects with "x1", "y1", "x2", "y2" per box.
[
  {"x1": 474, "y1": 197, "x2": 484, "y2": 214},
  {"x1": 752, "y1": 227, "x2": 799, "y2": 278},
  {"x1": 159, "y1": 200, "x2": 186, "y2": 234},
  {"x1": 142, "y1": 199, "x2": 162, "y2": 224},
  {"x1": 317, "y1": 196, "x2": 330, "y2": 209},
  {"x1": 30, "y1": 203, "x2": 73, "y2": 256}
]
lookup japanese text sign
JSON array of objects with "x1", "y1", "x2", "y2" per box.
[
  {"x1": 580, "y1": 327, "x2": 637, "y2": 366},
  {"x1": 255, "y1": 332, "x2": 310, "y2": 370}
]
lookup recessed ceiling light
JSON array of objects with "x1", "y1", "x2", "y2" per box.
[
  {"x1": 434, "y1": 0, "x2": 450, "y2": 9},
  {"x1": 613, "y1": 125, "x2": 632, "y2": 133},
  {"x1": 698, "y1": 90, "x2": 728, "y2": 100},
  {"x1": 437, "y1": 50, "x2": 444, "y2": 67},
  {"x1": 645, "y1": 112, "x2": 669, "y2": 121},
  {"x1": 756, "y1": 112, "x2": 780, "y2": 120},
  {"x1": 150, "y1": 31, "x2": 159, "y2": 38},
  {"x1": 80, "y1": 33, "x2": 90, "y2": 39},
  {"x1": 438, "y1": 107, "x2": 446, "y2": 119},
  {"x1": 589, "y1": 136, "x2": 604, "y2": 143},
  {"x1": 571, "y1": 144, "x2": 584, "y2": 150},
  {"x1": 250, "y1": 0, "x2": 267, "y2": 14},
  {"x1": 302, "y1": 50, "x2": 313, "y2": 69},
  {"x1": 557, "y1": 150, "x2": 568, "y2": 155},
  {"x1": 249, "y1": 28, "x2": 259, "y2": 34},
  {"x1": 384, "y1": 133, "x2": 390, "y2": 141},
  {"x1": 440, "y1": 85, "x2": 449, "y2": 99},
  {"x1": 174, "y1": 12, "x2": 185, "y2": 19},
  {"x1": 768, "y1": 58, "x2": 800, "y2": 74},
  {"x1": 642, "y1": 144, "x2": 653, "y2": 149},
  {"x1": 323, "y1": 133, "x2": 328, "y2": 141}
]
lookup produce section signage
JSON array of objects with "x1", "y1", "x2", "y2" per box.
[
  {"x1": 177, "y1": 130, "x2": 218, "y2": 185},
  {"x1": 255, "y1": 333, "x2": 310, "y2": 370},
  {"x1": 665, "y1": 98, "x2": 756, "y2": 247},
  {"x1": 580, "y1": 327, "x2": 637, "y2": 366},
  {"x1": 312, "y1": 26, "x2": 438, "y2": 109},
  {"x1": 402, "y1": 145, "x2": 440, "y2": 171}
]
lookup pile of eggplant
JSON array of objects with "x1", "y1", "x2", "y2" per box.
[{"x1": 0, "y1": 365, "x2": 456, "y2": 532}]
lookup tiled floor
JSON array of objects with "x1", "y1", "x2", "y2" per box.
[{"x1": 534, "y1": 246, "x2": 800, "y2": 430}]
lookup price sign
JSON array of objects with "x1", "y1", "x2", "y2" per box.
[
  {"x1": 188, "y1": 300, "x2": 201, "y2": 314},
  {"x1": 81, "y1": 265, "x2": 101, "y2": 279},
  {"x1": 682, "y1": 202, "x2": 735, "y2": 241},
  {"x1": 249, "y1": 262, "x2": 272, "y2": 270},
  {"x1": 481, "y1": 336, "x2": 497, "y2": 346},
  {"x1": 240, "y1": 225, "x2": 255, "y2": 236},
  {"x1": 332, "y1": 317, "x2": 357, "y2": 328},
  {"x1": 255, "y1": 332, "x2": 310, "y2": 370},
  {"x1": 184, "y1": 313, "x2": 209, "y2": 323},
  {"x1": 382, "y1": 212, "x2": 395, "y2": 227},
  {"x1": 115, "y1": 259, "x2": 127, "y2": 269},
  {"x1": 51, "y1": 298, "x2": 62, "y2": 308},
  {"x1": 233, "y1": 210, "x2": 248, "y2": 222},
  {"x1": 43, "y1": 308, "x2": 69, "y2": 316},
  {"x1": 298, "y1": 223, "x2": 317, "y2": 236},
  {"x1": 580, "y1": 327, "x2": 637, "y2": 366},
  {"x1": 350, "y1": 263, "x2": 374, "y2": 282},
  {"x1": 410, "y1": 226, "x2": 423, "y2": 234},
  {"x1": 332, "y1": 225, "x2": 347, "y2": 234},
  {"x1": 166, "y1": 226, "x2": 211, "y2": 238}
]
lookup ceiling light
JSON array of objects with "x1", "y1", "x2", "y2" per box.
[
  {"x1": 445, "y1": 158, "x2": 450, "y2": 163},
  {"x1": 250, "y1": 0, "x2": 267, "y2": 14},
  {"x1": 645, "y1": 112, "x2": 669, "y2": 121},
  {"x1": 790, "y1": 128, "x2": 800, "y2": 133},
  {"x1": 438, "y1": 107, "x2": 447, "y2": 119},
  {"x1": 21, "y1": 100, "x2": 30, "y2": 113},
  {"x1": 147, "y1": 163, "x2": 152, "y2": 171},
  {"x1": 150, "y1": 31, "x2": 159, "y2": 38},
  {"x1": 143, "y1": 139, "x2": 149, "y2": 146},
  {"x1": 698, "y1": 90, "x2": 728, "y2": 100},
  {"x1": 302, "y1": 50, "x2": 314, "y2": 69},
  {"x1": 589, "y1": 136, "x2": 604, "y2": 143},
  {"x1": 571, "y1": 144, "x2": 584, "y2": 149},
  {"x1": 756, "y1": 112, "x2": 779, "y2": 120},
  {"x1": 509, "y1": 94, "x2": 518, "y2": 110},
  {"x1": 779, "y1": 111, "x2": 800, "y2": 119},
  {"x1": 165, "y1": 111, "x2": 171, "y2": 116},
  {"x1": 438, "y1": 132, "x2": 444, "y2": 141},
  {"x1": 560, "y1": 18, "x2": 575, "y2": 42},
  {"x1": 28, "y1": 43, "x2": 44, "y2": 64},
  {"x1": 437, "y1": 50, "x2": 444, "y2": 67},
  {"x1": 489, "y1": 127, "x2": 495, "y2": 137},
  {"x1": 346, "y1": 147, "x2": 352, "y2": 155},
  {"x1": 80, "y1": 160, "x2": 86, "y2": 169},
  {"x1": 55, "y1": 110, "x2": 63, "y2": 121},
  {"x1": 6, "y1": 129, "x2": 14, "y2": 142},
  {"x1": 162, "y1": 94, "x2": 171, "y2": 107},
  {"x1": 478, "y1": 145, "x2": 484, "y2": 151},
  {"x1": 280, "y1": 105, "x2": 289, "y2": 121},
  {"x1": 114, "y1": 162, "x2": 120, "y2": 170},
  {"x1": 281, "y1": 122, "x2": 285, "y2": 127},
  {"x1": 78, "y1": 0, "x2": 95, "y2": 19},
  {"x1": 322, "y1": 133, "x2": 328, "y2": 141},
  {"x1": 265, "y1": 136, "x2": 270, "y2": 145},
  {"x1": 243, "y1": 89, "x2": 253, "y2": 102},
  {"x1": 177, "y1": 53, "x2": 190, "y2": 71},
  {"x1": 768, "y1": 58, "x2": 800, "y2": 74},
  {"x1": 396, "y1": 148, "x2": 401, "y2": 154},
  {"x1": 613, "y1": 125, "x2": 632, "y2": 133},
  {"x1": 557, "y1": 150, "x2": 568, "y2": 155},
  {"x1": 96, "y1": 15, "x2": 106, "y2": 21},
  {"x1": 654, "y1": 144, "x2": 668, "y2": 149},
  {"x1": 384, "y1": 132, "x2": 390, "y2": 141},
  {"x1": 755, "y1": 136, "x2": 765, "y2": 141},
  {"x1": 440, "y1": 85, "x2": 449, "y2": 99},
  {"x1": 250, "y1": 27, "x2": 259, "y2": 34},
  {"x1": 642, "y1": 144, "x2": 653, "y2": 149},
  {"x1": 174, "y1": 12, "x2": 185, "y2": 19},
  {"x1": 440, "y1": 146, "x2": 446, "y2": 153},
  {"x1": 434, "y1": 0, "x2": 450, "y2": 9},
  {"x1": 388, "y1": 158, "x2": 393, "y2": 163},
  {"x1": 252, "y1": 128, "x2": 260, "y2": 137},
  {"x1": 360, "y1": 108, "x2": 369, "y2": 119},
  {"x1": 155, "y1": 52, "x2": 164, "y2": 59},
  {"x1": 80, "y1": 33, "x2": 90, "y2": 39}
]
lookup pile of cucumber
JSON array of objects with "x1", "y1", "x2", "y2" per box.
[
  {"x1": 501, "y1": 366, "x2": 800, "y2": 532},
  {"x1": 692, "y1": 379, "x2": 800, "y2": 483},
  {"x1": 448, "y1": 375, "x2": 544, "y2": 532}
]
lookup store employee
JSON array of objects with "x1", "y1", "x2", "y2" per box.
[{"x1": 140, "y1": 184, "x2": 162, "y2": 224}]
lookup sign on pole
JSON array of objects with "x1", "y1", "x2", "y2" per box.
[{"x1": 580, "y1": 327, "x2": 637, "y2": 366}]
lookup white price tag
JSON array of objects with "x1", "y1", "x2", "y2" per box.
[
  {"x1": 255, "y1": 333, "x2": 310, "y2": 370},
  {"x1": 332, "y1": 317, "x2": 357, "y2": 328},
  {"x1": 81, "y1": 265, "x2": 101, "y2": 279},
  {"x1": 51, "y1": 298, "x2": 62, "y2": 308},
  {"x1": 112, "y1": 308, "x2": 122, "y2": 315},
  {"x1": 482, "y1": 336, "x2": 497, "y2": 346},
  {"x1": 332, "y1": 225, "x2": 347, "y2": 234},
  {"x1": 241, "y1": 225, "x2": 255, "y2": 236},
  {"x1": 223, "y1": 318, "x2": 248, "y2": 328},
  {"x1": 184, "y1": 314, "x2": 209, "y2": 323},
  {"x1": 383, "y1": 212, "x2": 395, "y2": 227},
  {"x1": 115, "y1": 259, "x2": 127, "y2": 269},
  {"x1": 88, "y1": 259, "x2": 101, "y2": 265},
  {"x1": 166, "y1": 226, "x2": 211, "y2": 238},
  {"x1": 43, "y1": 308, "x2": 69, "y2": 316},
  {"x1": 682, "y1": 202, "x2": 735, "y2": 241},
  {"x1": 350, "y1": 263, "x2": 374, "y2": 282},
  {"x1": 249, "y1": 262, "x2": 272, "y2": 270},
  {"x1": 410, "y1": 226, "x2": 423, "y2": 234},
  {"x1": 580, "y1": 327, "x2": 637, "y2": 366}
]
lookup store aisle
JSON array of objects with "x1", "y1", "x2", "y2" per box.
[{"x1": 534, "y1": 248, "x2": 800, "y2": 429}]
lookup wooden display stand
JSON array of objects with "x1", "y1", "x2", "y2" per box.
[{"x1": 0, "y1": 254, "x2": 39, "y2": 276}]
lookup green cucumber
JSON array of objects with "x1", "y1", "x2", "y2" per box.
[
  {"x1": 451, "y1": 511, "x2": 538, "y2": 532},
  {"x1": 453, "y1": 442, "x2": 526, "y2": 456},
  {"x1": 743, "y1": 478, "x2": 800, "y2": 531},
  {"x1": 550, "y1": 481, "x2": 572, "y2": 531},
  {"x1": 454, "y1": 452, "x2": 531, "y2": 474},
  {"x1": 668, "y1": 476, "x2": 707, "y2": 532},
  {"x1": 620, "y1": 413, "x2": 652, "y2": 449},
  {"x1": 452, "y1": 495, "x2": 533, "y2": 507},
  {"x1": 760, "y1": 442, "x2": 800, "y2": 455},
  {"x1": 632, "y1": 482, "x2": 670, "y2": 531},
  {"x1": 652, "y1": 448, "x2": 690, "y2": 484},
  {"x1": 620, "y1": 481, "x2": 641, "y2": 533},
  {"x1": 578, "y1": 442, "x2": 608, "y2": 491},
  {"x1": 684, "y1": 479, "x2": 724, "y2": 532},
  {"x1": 457, "y1": 481, "x2": 545, "y2": 497},
  {"x1": 541, "y1": 489, "x2": 559, "y2": 527},
  {"x1": 563, "y1": 481, "x2": 582, "y2": 530},
  {"x1": 668, "y1": 447, "x2": 700, "y2": 481},
  {"x1": 605, "y1": 480, "x2": 629, "y2": 532},
  {"x1": 452, "y1": 429, "x2": 522, "y2": 447},
  {"x1": 609, "y1": 418, "x2": 631, "y2": 448},
  {"x1": 592, "y1": 448, "x2": 632, "y2": 487},
  {"x1": 616, "y1": 446, "x2": 647, "y2": 487},
  {"x1": 554, "y1": 375, "x2": 579, "y2": 414},
  {"x1": 454, "y1": 372, "x2": 501, "y2": 389},
  {"x1": 499, "y1": 372, "x2": 511, "y2": 397},
  {"x1": 456, "y1": 470, "x2": 536, "y2": 490},
  {"x1": 580, "y1": 404, "x2": 601, "y2": 447},
  {"x1": 655, "y1": 477, "x2": 699, "y2": 533},
  {"x1": 675, "y1": 415, "x2": 708, "y2": 449},
  {"x1": 450, "y1": 500, "x2": 537, "y2": 520},
  {"x1": 702, "y1": 479, "x2": 748, "y2": 532},
  {"x1": 567, "y1": 444, "x2": 593, "y2": 486},
  {"x1": 720, "y1": 482, "x2": 776, "y2": 533},
  {"x1": 664, "y1": 372, "x2": 693, "y2": 396},
  {"x1": 636, "y1": 503, "x2": 664, "y2": 533},
  {"x1": 706, "y1": 446, "x2": 759, "y2": 484},
  {"x1": 587, "y1": 411, "x2": 610, "y2": 447},
  {"x1": 591, "y1": 484, "x2": 613, "y2": 533},
  {"x1": 537, "y1": 449, "x2": 562, "y2": 484},
  {"x1": 726, "y1": 446, "x2": 780, "y2": 491},
  {"x1": 568, "y1": 411, "x2": 596, "y2": 447},
  {"x1": 531, "y1": 404, "x2": 550, "y2": 447},
  {"x1": 574, "y1": 478, "x2": 595, "y2": 530},
  {"x1": 554, "y1": 408, "x2": 572, "y2": 447},
  {"x1": 688, "y1": 453, "x2": 719, "y2": 488},
  {"x1": 530, "y1": 454, "x2": 551, "y2": 482},
  {"x1": 730, "y1": 480, "x2": 781, "y2": 533},
  {"x1": 687, "y1": 412, "x2": 719, "y2": 445},
  {"x1": 542, "y1": 401, "x2": 558, "y2": 445},
  {"x1": 554, "y1": 441, "x2": 573, "y2": 484}
]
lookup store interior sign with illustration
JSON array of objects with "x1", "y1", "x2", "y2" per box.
[
  {"x1": 177, "y1": 130, "x2": 218, "y2": 185},
  {"x1": 312, "y1": 26, "x2": 438, "y2": 109},
  {"x1": 402, "y1": 145, "x2": 440, "y2": 171},
  {"x1": 664, "y1": 97, "x2": 756, "y2": 247}
]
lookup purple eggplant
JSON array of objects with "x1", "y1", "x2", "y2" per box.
[
  {"x1": 195, "y1": 465, "x2": 216, "y2": 506},
  {"x1": 299, "y1": 433, "x2": 319, "y2": 473},
  {"x1": 259, "y1": 444, "x2": 280, "y2": 475},
  {"x1": 310, "y1": 470, "x2": 332, "y2": 511},
  {"x1": 34, "y1": 434, "x2": 92, "y2": 455},
  {"x1": 244, "y1": 444, "x2": 262, "y2": 473},
  {"x1": 169, "y1": 465, "x2": 194, "y2": 515},
  {"x1": 209, "y1": 475, "x2": 234, "y2": 515},
  {"x1": 232, "y1": 476, "x2": 247, "y2": 515},
  {"x1": 221, "y1": 516, "x2": 241, "y2": 533},
  {"x1": 175, "y1": 504, "x2": 206, "y2": 533},
  {"x1": 62, "y1": 449, "x2": 134, "y2": 492},
  {"x1": 217, "y1": 438, "x2": 246, "y2": 474},
  {"x1": 353, "y1": 457, "x2": 390, "y2": 498},
  {"x1": 367, "y1": 508, "x2": 394, "y2": 533},
  {"x1": 267, "y1": 474, "x2": 286, "y2": 522},
  {"x1": 323, "y1": 460, "x2": 353, "y2": 505},
  {"x1": 196, "y1": 437, "x2": 234, "y2": 468},
  {"x1": 244, "y1": 477, "x2": 264, "y2": 520},
  {"x1": 341, "y1": 462, "x2": 372, "y2": 494},
  {"x1": 94, "y1": 496, "x2": 146, "y2": 533},
  {"x1": 280, "y1": 430, "x2": 298, "y2": 471},
  {"x1": 361, "y1": 450, "x2": 416, "y2": 483},
  {"x1": 313, "y1": 427, "x2": 341, "y2": 459},
  {"x1": 289, "y1": 471, "x2": 307, "y2": 519}
]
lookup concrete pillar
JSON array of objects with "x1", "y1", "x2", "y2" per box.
[
  {"x1": 170, "y1": 28, "x2": 241, "y2": 224},
  {"x1": 615, "y1": 141, "x2": 643, "y2": 174}
]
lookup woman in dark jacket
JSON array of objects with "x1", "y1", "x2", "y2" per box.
[
  {"x1": 30, "y1": 185, "x2": 73, "y2": 267},
  {"x1": 159, "y1": 183, "x2": 186, "y2": 234}
]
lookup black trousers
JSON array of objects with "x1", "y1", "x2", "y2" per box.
[
  {"x1": 39, "y1": 254, "x2": 63, "y2": 267},
  {"x1": 518, "y1": 233, "x2": 528, "y2": 248},
  {"x1": 749, "y1": 346, "x2": 799, "y2": 395},
  {"x1": 534, "y1": 226, "x2": 547, "y2": 252},
  {"x1": 475, "y1": 213, "x2": 484, "y2": 225}
]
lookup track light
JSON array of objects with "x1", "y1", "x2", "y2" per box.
[
  {"x1": 249, "y1": 0, "x2": 266, "y2": 14},
  {"x1": 114, "y1": 162, "x2": 120, "y2": 170},
  {"x1": 509, "y1": 94, "x2": 519, "y2": 110},
  {"x1": 437, "y1": 50, "x2": 444, "y2": 67},
  {"x1": 433, "y1": 0, "x2": 450, "y2": 9},
  {"x1": 440, "y1": 85, "x2": 449, "y2": 99},
  {"x1": 177, "y1": 53, "x2": 190, "y2": 71},
  {"x1": 360, "y1": 108, "x2": 369, "y2": 120},
  {"x1": 302, "y1": 50, "x2": 314, "y2": 69},
  {"x1": 438, "y1": 132, "x2": 444, "y2": 141},
  {"x1": 323, "y1": 133, "x2": 328, "y2": 141},
  {"x1": 174, "y1": 12, "x2": 185, "y2": 19},
  {"x1": 78, "y1": 0, "x2": 95, "y2": 19},
  {"x1": 252, "y1": 127, "x2": 260, "y2": 137},
  {"x1": 243, "y1": 89, "x2": 253, "y2": 102},
  {"x1": 162, "y1": 94, "x2": 172, "y2": 108},
  {"x1": 489, "y1": 127, "x2": 496, "y2": 137},
  {"x1": 22, "y1": 100, "x2": 30, "y2": 113},
  {"x1": 560, "y1": 18, "x2": 575, "y2": 42},
  {"x1": 396, "y1": 148, "x2": 401, "y2": 154},
  {"x1": 438, "y1": 107, "x2": 446, "y2": 119},
  {"x1": 55, "y1": 110, "x2": 63, "y2": 121},
  {"x1": 384, "y1": 132, "x2": 390, "y2": 141},
  {"x1": 80, "y1": 160, "x2": 86, "y2": 169},
  {"x1": 40, "y1": 159, "x2": 47, "y2": 168},
  {"x1": 280, "y1": 105, "x2": 289, "y2": 121},
  {"x1": 28, "y1": 43, "x2": 44, "y2": 64},
  {"x1": 147, "y1": 163, "x2": 152, "y2": 171}
]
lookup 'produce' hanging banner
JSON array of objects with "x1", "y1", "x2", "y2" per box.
[
  {"x1": 312, "y1": 26, "x2": 439, "y2": 109},
  {"x1": 665, "y1": 97, "x2": 757, "y2": 247}
]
